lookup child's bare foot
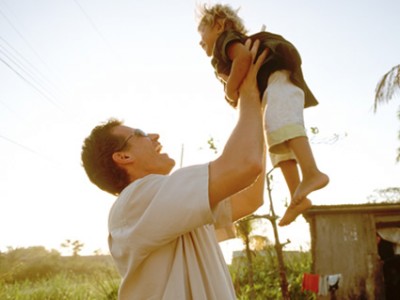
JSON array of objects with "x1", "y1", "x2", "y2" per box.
[
  {"x1": 279, "y1": 198, "x2": 312, "y2": 226},
  {"x1": 292, "y1": 172, "x2": 329, "y2": 204}
]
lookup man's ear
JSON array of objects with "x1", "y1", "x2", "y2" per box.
[{"x1": 112, "y1": 151, "x2": 135, "y2": 165}]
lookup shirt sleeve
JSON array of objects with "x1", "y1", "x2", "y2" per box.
[{"x1": 212, "y1": 199, "x2": 236, "y2": 242}]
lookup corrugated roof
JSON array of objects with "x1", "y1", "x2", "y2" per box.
[{"x1": 303, "y1": 202, "x2": 400, "y2": 217}]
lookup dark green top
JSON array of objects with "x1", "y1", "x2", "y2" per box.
[{"x1": 212, "y1": 30, "x2": 318, "y2": 108}]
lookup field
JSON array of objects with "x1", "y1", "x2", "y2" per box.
[
  {"x1": 1, "y1": 245, "x2": 314, "y2": 299},
  {"x1": 0, "y1": 247, "x2": 119, "y2": 300}
]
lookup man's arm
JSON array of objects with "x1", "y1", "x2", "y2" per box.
[
  {"x1": 230, "y1": 145, "x2": 265, "y2": 222},
  {"x1": 208, "y1": 40, "x2": 266, "y2": 209}
]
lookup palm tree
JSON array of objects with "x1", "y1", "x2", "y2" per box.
[
  {"x1": 374, "y1": 64, "x2": 400, "y2": 161},
  {"x1": 374, "y1": 65, "x2": 400, "y2": 111}
]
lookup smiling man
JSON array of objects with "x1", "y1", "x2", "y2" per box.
[{"x1": 81, "y1": 40, "x2": 266, "y2": 300}]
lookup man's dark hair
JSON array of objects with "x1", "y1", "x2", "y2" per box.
[{"x1": 81, "y1": 118, "x2": 131, "y2": 195}]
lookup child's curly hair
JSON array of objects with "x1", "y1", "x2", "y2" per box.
[{"x1": 196, "y1": 3, "x2": 247, "y2": 34}]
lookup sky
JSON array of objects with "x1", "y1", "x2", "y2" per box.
[{"x1": 0, "y1": 0, "x2": 399, "y2": 260}]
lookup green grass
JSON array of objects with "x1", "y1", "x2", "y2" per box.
[
  {"x1": 0, "y1": 271, "x2": 119, "y2": 300},
  {"x1": 0, "y1": 248, "x2": 120, "y2": 300}
]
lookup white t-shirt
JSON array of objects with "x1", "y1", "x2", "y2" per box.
[{"x1": 108, "y1": 163, "x2": 236, "y2": 300}]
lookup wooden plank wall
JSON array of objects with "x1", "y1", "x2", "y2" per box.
[{"x1": 311, "y1": 213, "x2": 383, "y2": 299}]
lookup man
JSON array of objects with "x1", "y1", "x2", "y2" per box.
[{"x1": 81, "y1": 40, "x2": 266, "y2": 300}]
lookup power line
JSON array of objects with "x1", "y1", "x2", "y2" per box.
[
  {"x1": 0, "y1": 4, "x2": 65, "y2": 109},
  {"x1": 0, "y1": 6, "x2": 54, "y2": 73},
  {"x1": 72, "y1": 0, "x2": 122, "y2": 63},
  {"x1": 0, "y1": 134, "x2": 40, "y2": 155},
  {"x1": 0, "y1": 36, "x2": 62, "y2": 98},
  {"x1": 0, "y1": 53, "x2": 62, "y2": 109},
  {"x1": 0, "y1": 133, "x2": 62, "y2": 167},
  {"x1": 0, "y1": 43, "x2": 59, "y2": 102},
  {"x1": 0, "y1": 1, "x2": 90, "y2": 167}
]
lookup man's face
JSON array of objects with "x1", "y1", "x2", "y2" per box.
[{"x1": 113, "y1": 125, "x2": 176, "y2": 177}]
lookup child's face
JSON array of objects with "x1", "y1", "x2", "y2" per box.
[{"x1": 198, "y1": 22, "x2": 223, "y2": 57}]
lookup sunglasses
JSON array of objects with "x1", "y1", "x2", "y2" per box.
[{"x1": 116, "y1": 128, "x2": 147, "y2": 151}]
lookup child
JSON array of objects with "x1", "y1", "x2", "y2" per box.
[{"x1": 197, "y1": 3, "x2": 329, "y2": 226}]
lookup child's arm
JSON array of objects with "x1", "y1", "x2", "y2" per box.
[{"x1": 225, "y1": 42, "x2": 252, "y2": 103}]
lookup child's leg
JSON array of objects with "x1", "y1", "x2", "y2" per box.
[
  {"x1": 287, "y1": 136, "x2": 329, "y2": 204},
  {"x1": 276, "y1": 158, "x2": 312, "y2": 226},
  {"x1": 262, "y1": 71, "x2": 325, "y2": 225},
  {"x1": 263, "y1": 71, "x2": 329, "y2": 206},
  {"x1": 278, "y1": 159, "x2": 300, "y2": 196}
]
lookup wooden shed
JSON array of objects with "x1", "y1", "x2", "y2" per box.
[{"x1": 303, "y1": 203, "x2": 400, "y2": 299}]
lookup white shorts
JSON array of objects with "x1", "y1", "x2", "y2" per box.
[{"x1": 261, "y1": 70, "x2": 307, "y2": 167}]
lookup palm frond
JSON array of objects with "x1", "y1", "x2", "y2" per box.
[{"x1": 374, "y1": 64, "x2": 400, "y2": 112}]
